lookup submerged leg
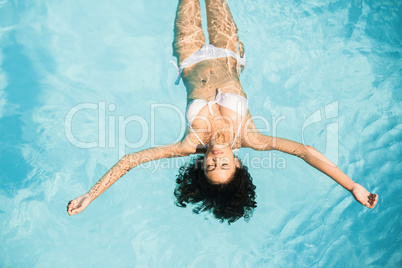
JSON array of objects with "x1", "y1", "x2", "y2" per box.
[
  {"x1": 205, "y1": 0, "x2": 244, "y2": 58},
  {"x1": 173, "y1": 0, "x2": 206, "y2": 65}
]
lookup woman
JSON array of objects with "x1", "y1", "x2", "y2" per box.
[{"x1": 67, "y1": 0, "x2": 378, "y2": 223}]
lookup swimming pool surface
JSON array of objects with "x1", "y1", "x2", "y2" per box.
[{"x1": 0, "y1": 0, "x2": 401, "y2": 267}]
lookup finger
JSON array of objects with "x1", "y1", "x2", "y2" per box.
[
  {"x1": 67, "y1": 202, "x2": 75, "y2": 212},
  {"x1": 365, "y1": 200, "x2": 374, "y2": 208},
  {"x1": 68, "y1": 205, "x2": 75, "y2": 215},
  {"x1": 68, "y1": 202, "x2": 74, "y2": 210},
  {"x1": 368, "y1": 194, "x2": 377, "y2": 204},
  {"x1": 68, "y1": 203, "x2": 80, "y2": 215},
  {"x1": 373, "y1": 195, "x2": 378, "y2": 205},
  {"x1": 71, "y1": 207, "x2": 82, "y2": 215},
  {"x1": 69, "y1": 199, "x2": 77, "y2": 207},
  {"x1": 70, "y1": 207, "x2": 80, "y2": 215},
  {"x1": 367, "y1": 198, "x2": 378, "y2": 209}
]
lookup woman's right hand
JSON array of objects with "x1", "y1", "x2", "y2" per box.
[
  {"x1": 350, "y1": 183, "x2": 378, "y2": 209},
  {"x1": 67, "y1": 193, "x2": 93, "y2": 216}
]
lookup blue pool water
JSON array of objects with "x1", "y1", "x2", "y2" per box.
[{"x1": 0, "y1": 0, "x2": 401, "y2": 267}]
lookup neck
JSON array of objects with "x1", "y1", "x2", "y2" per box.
[{"x1": 209, "y1": 128, "x2": 233, "y2": 148}]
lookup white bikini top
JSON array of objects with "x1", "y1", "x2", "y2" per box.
[{"x1": 186, "y1": 89, "x2": 248, "y2": 151}]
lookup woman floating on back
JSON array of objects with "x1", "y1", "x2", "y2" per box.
[{"x1": 67, "y1": 0, "x2": 378, "y2": 224}]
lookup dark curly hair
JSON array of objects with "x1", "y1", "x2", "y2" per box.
[{"x1": 174, "y1": 155, "x2": 257, "y2": 224}]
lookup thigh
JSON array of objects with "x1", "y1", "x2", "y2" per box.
[
  {"x1": 173, "y1": 0, "x2": 206, "y2": 65},
  {"x1": 205, "y1": 0, "x2": 242, "y2": 54}
]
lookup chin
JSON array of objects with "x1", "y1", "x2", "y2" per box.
[
  {"x1": 206, "y1": 142, "x2": 232, "y2": 154},
  {"x1": 209, "y1": 143, "x2": 231, "y2": 150}
]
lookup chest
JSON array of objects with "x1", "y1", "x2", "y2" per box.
[{"x1": 190, "y1": 103, "x2": 242, "y2": 131}]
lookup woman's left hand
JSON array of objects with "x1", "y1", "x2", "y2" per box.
[{"x1": 350, "y1": 183, "x2": 378, "y2": 209}]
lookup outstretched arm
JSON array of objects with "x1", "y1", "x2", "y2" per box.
[
  {"x1": 245, "y1": 132, "x2": 378, "y2": 208},
  {"x1": 67, "y1": 142, "x2": 192, "y2": 215}
]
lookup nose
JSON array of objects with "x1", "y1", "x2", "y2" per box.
[{"x1": 211, "y1": 156, "x2": 228, "y2": 163}]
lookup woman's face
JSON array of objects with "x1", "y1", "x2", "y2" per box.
[{"x1": 203, "y1": 144, "x2": 239, "y2": 184}]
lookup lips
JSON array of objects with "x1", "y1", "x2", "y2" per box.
[{"x1": 212, "y1": 150, "x2": 223, "y2": 155}]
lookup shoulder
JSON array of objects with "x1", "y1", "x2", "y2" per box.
[
  {"x1": 177, "y1": 135, "x2": 199, "y2": 156},
  {"x1": 240, "y1": 113, "x2": 274, "y2": 151},
  {"x1": 241, "y1": 131, "x2": 274, "y2": 151}
]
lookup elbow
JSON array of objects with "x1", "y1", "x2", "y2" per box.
[
  {"x1": 293, "y1": 145, "x2": 313, "y2": 159},
  {"x1": 121, "y1": 154, "x2": 130, "y2": 163},
  {"x1": 120, "y1": 154, "x2": 137, "y2": 170}
]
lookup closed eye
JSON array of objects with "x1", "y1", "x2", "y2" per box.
[
  {"x1": 221, "y1": 163, "x2": 229, "y2": 170},
  {"x1": 207, "y1": 165, "x2": 215, "y2": 171}
]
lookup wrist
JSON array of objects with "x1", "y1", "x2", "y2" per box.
[
  {"x1": 86, "y1": 191, "x2": 96, "y2": 201},
  {"x1": 347, "y1": 182, "x2": 357, "y2": 192}
]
